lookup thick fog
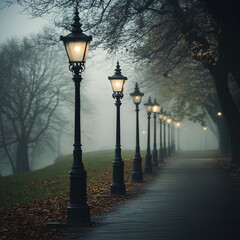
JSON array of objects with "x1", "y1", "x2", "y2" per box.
[{"x1": 0, "y1": 5, "x2": 219, "y2": 176}]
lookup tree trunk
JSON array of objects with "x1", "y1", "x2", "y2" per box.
[
  {"x1": 206, "y1": 107, "x2": 230, "y2": 156},
  {"x1": 168, "y1": 0, "x2": 240, "y2": 162},
  {"x1": 211, "y1": 64, "x2": 240, "y2": 162},
  {"x1": 16, "y1": 139, "x2": 30, "y2": 173},
  {"x1": 215, "y1": 118, "x2": 230, "y2": 156}
]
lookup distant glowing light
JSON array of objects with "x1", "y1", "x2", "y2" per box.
[
  {"x1": 142, "y1": 130, "x2": 146, "y2": 134},
  {"x1": 203, "y1": 127, "x2": 207, "y2": 131},
  {"x1": 217, "y1": 112, "x2": 222, "y2": 116}
]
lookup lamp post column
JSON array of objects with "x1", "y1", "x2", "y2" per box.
[
  {"x1": 132, "y1": 103, "x2": 143, "y2": 182},
  {"x1": 163, "y1": 120, "x2": 167, "y2": 158},
  {"x1": 60, "y1": 5, "x2": 92, "y2": 225},
  {"x1": 168, "y1": 123, "x2": 171, "y2": 156},
  {"x1": 178, "y1": 127, "x2": 180, "y2": 151},
  {"x1": 159, "y1": 119, "x2": 164, "y2": 162},
  {"x1": 144, "y1": 112, "x2": 152, "y2": 174},
  {"x1": 172, "y1": 125, "x2": 175, "y2": 154},
  {"x1": 67, "y1": 65, "x2": 90, "y2": 224},
  {"x1": 152, "y1": 112, "x2": 158, "y2": 167},
  {"x1": 111, "y1": 93, "x2": 126, "y2": 195}
]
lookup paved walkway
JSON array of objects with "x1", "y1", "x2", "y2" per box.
[{"x1": 61, "y1": 151, "x2": 240, "y2": 240}]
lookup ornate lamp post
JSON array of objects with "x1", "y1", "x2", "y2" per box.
[
  {"x1": 130, "y1": 83, "x2": 144, "y2": 182},
  {"x1": 163, "y1": 111, "x2": 168, "y2": 158},
  {"x1": 166, "y1": 113, "x2": 173, "y2": 157},
  {"x1": 60, "y1": 6, "x2": 92, "y2": 224},
  {"x1": 157, "y1": 108, "x2": 164, "y2": 163},
  {"x1": 144, "y1": 97, "x2": 153, "y2": 174},
  {"x1": 152, "y1": 99, "x2": 160, "y2": 168},
  {"x1": 108, "y1": 61, "x2": 127, "y2": 195},
  {"x1": 171, "y1": 121, "x2": 175, "y2": 154}
]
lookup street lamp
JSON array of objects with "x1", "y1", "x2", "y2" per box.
[
  {"x1": 144, "y1": 96, "x2": 153, "y2": 174},
  {"x1": 157, "y1": 108, "x2": 164, "y2": 163},
  {"x1": 166, "y1": 113, "x2": 173, "y2": 156},
  {"x1": 152, "y1": 99, "x2": 160, "y2": 168},
  {"x1": 163, "y1": 111, "x2": 168, "y2": 158},
  {"x1": 108, "y1": 61, "x2": 127, "y2": 195},
  {"x1": 130, "y1": 83, "x2": 144, "y2": 182},
  {"x1": 171, "y1": 120, "x2": 175, "y2": 154},
  {"x1": 60, "y1": 6, "x2": 92, "y2": 224},
  {"x1": 217, "y1": 112, "x2": 222, "y2": 117}
]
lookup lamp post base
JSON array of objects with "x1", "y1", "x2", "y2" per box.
[
  {"x1": 132, "y1": 155, "x2": 143, "y2": 182},
  {"x1": 132, "y1": 172, "x2": 143, "y2": 182},
  {"x1": 144, "y1": 153, "x2": 152, "y2": 174},
  {"x1": 158, "y1": 149, "x2": 164, "y2": 163},
  {"x1": 164, "y1": 147, "x2": 167, "y2": 158},
  {"x1": 111, "y1": 183, "x2": 126, "y2": 195},
  {"x1": 67, "y1": 204, "x2": 90, "y2": 224},
  {"x1": 168, "y1": 147, "x2": 171, "y2": 157},
  {"x1": 152, "y1": 149, "x2": 158, "y2": 168}
]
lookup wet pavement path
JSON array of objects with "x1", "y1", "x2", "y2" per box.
[{"x1": 61, "y1": 152, "x2": 240, "y2": 240}]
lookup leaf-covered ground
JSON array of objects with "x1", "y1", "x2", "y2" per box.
[
  {"x1": 0, "y1": 155, "x2": 163, "y2": 240},
  {"x1": 213, "y1": 156, "x2": 240, "y2": 183}
]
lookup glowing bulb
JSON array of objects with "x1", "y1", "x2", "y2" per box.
[
  {"x1": 217, "y1": 112, "x2": 222, "y2": 116},
  {"x1": 116, "y1": 82, "x2": 120, "y2": 87},
  {"x1": 74, "y1": 46, "x2": 81, "y2": 52},
  {"x1": 142, "y1": 130, "x2": 146, "y2": 134},
  {"x1": 203, "y1": 127, "x2": 207, "y2": 131}
]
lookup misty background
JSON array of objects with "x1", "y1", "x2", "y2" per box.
[{"x1": 0, "y1": 4, "x2": 218, "y2": 176}]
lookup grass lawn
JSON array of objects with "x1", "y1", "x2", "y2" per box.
[{"x1": 0, "y1": 150, "x2": 134, "y2": 209}]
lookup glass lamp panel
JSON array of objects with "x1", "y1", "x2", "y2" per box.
[
  {"x1": 159, "y1": 114, "x2": 164, "y2": 119},
  {"x1": 152, "y1": 105, "x2": 160, "y2": 113},
  {"x1": 133, "y1": 95, "x2": 142, "y2": 104},
  {"x1": 65, "y1": 41, "x2": 89, "y2": 62},
  {"x1": 110, "y1": 79, "x2": 125, "y2": 92},
  {"x1": 122, "y1": 79, "x2": 127, "y2": 92},
  {"x1": 163, "y1": 116, "x2": 167, "y2": 121},
  {"x1": 167, "y1": 118, "x2": 172, "y2": 124},
  {"x1": 145, "y1": 104, "x2": 152, "y2": 113}
]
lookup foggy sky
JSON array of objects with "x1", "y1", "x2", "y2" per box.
[{"x1": 0, "y1": 5, "x2": 218, "y2": 175}]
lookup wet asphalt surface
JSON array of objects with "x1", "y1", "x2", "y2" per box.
[{"x1": 60, "y1": 151, "x2": 240, "y2": 240}]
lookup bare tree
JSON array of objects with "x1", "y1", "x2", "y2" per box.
[{"x1": 0, "y1": 38, "x2": 68, "y2": 174}]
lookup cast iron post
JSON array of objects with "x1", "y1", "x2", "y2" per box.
[
  {"x1": 67, "y1": 64, "x2": 90, "y2": 224},
  {"x1": 111, "y1": 92, "x2": 126, "y2": 195},
  {"x1": 163, "y1": 120, "x2": 167, "y2": 158},
  {"x1": 168, "y1": 123, "x2": 171, "y2": 156},
  {"x1": 144, "y1": 111, "x2": 153, "y2": 173},
  {"x1": 132, "y1": 103, "x2": 143, "y2": 181},
  {"x1": 159, "y1": 119, "x2": 164, "y2": 162},
  {"x1": 152, "y1": 112, "x2": 158, "y2": 167}
]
